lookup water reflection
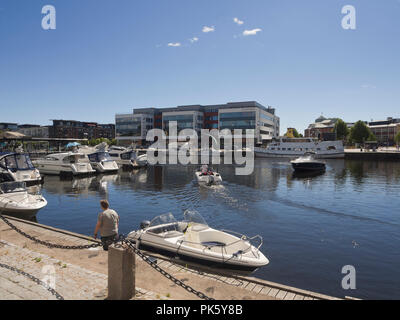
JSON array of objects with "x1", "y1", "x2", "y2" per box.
[{"x1": 6, "y1": 159, "x2": 400, "y2": 299}]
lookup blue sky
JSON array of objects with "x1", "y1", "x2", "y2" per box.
[{"x1": 0, "y1": 0, "x2": 399, "y2": 133}]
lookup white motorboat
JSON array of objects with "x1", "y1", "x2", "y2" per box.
[
  {"x1": 77, "y1": 143, "x2": 119, "y2": 173},
  {"x1": 88, "y1": 151, "x2": 119, "y2": 173},
  {"x1": 127, "y1": 211, "x2": 269, "y2": 272},
  {"x1": 33, "y1": 152, "x2": 96, "y2": 176},
  {"x1": 195, "y1": 165, "x2": 222, "y2": 185},
  {"x1": 291, "y1": 152, "x2": 326, "y2": 172},
  {"x1": 0, "y1": 152, "x2": 42, "y2": 185},
  {"x1": 254, "y1": 137, "x2": 344, "y2": 159},
  {"x1": 0, "y1": 182, "x2": 47, "y2": 215},
  {"x1": 108, "y1": 146, "x2": 148, "y2": 168}
]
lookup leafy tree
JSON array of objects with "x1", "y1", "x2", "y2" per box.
[
  {"x1": 334, "y1": 119, "x2": 349, "y2": 140},
  {"x1": 284, "y1": 128, "x2": 301, "y2": 138},
  {"x1": 89, "y1": 137, "x2": 111, "y2": 146},
  {"x1": 367, "y1": 132, "x2": 377, "y2": 142},
  {"x1": 349, "y1": 121, "x2": 372, "y2": 144},
  {"x1": 395, "y1": 131, "x2": 400, "y2": 144}
]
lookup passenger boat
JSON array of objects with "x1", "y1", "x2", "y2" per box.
[
  {"x1": 0, "y1": 152, "x2": 42, "y2": 185},
  {"x1": 33, "y1": 152, "x2": 96, "y2": 176},
  {"x1": 108, "y1": 146, "x2": 148, "y2": 168},
  {"x1": 0, "y1": 182, "x2": 47, "y2": 215},
  {"x1": 194, "y1": 166, "x2": 222, "y2": 185},
  {"x1": 127, "y1": 211, "x2": 269, "y2": 272},
  {"x1": 254, "y1": 138, "x2": 344, "y2": 159},
  {"x1": 290, "y1": 152, "x2": 326, "y2": 172}
]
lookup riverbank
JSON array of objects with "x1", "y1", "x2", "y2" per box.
[{"x1": 0, "y1": 216, "x2": 340, "y2": 300}]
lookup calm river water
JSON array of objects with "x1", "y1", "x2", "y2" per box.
[{"x1": 28, "y1": 159, "x2": 400, "y2": 299}]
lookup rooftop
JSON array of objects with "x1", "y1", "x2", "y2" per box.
[{"x1": 132, "y1": 101, "x2": 277, "y2": 115}]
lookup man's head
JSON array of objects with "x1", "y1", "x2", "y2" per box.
[{"x1": 100, "y1": 200, "x2": 109, "y2": 210}]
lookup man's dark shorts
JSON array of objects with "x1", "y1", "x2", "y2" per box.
[{"x1": 101, "y1": 234, "x2": 117, "y2": 251}]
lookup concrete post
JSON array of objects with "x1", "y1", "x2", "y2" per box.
[{"x1": 108, "y1": 244, "x2": 135, "y2": 300}]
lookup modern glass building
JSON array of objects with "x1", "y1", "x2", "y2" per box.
[{"x1": 115, "y1": 101, "x2": 279, "y2": 146}]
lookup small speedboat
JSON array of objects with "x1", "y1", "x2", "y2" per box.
[
  {"x1": 195, "y1": 166, "x2": 222, "y2": 185},
  {"x1": 0, "y1": 152, "x2": 42, "y2": 185},
  {"x1": 88, "y1": 151, "x2": 119, "y2": 173},
  {"x1": 0, "y1": 182, "x2": 47, "y2": 215},
  {"x1": 127, "y1": 211, "x2": 269, "y2": 272},
  {"x1": 290, "y1": 152, "x2": 326, "y2": 172}
]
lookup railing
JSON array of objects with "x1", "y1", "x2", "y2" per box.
[{"x1": 176, "y1": 229, "x2": 263, "y2": 260}]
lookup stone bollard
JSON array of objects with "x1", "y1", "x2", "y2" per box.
[{"x1": 107, "y1": 244, "x2": 135, "y2": 300}]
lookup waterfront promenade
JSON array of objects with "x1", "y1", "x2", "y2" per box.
[
  {"x1": 0, "y1": 216, "x2": 339, "y2": 300},
  {"x1": 345, "y1": 148, "x2": 400, "y2": 160}
]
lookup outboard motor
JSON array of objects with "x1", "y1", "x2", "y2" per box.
[{"x1": 140, "y1": 220, "x2": 151, "y2": 230}]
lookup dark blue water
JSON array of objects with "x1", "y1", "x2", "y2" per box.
[{"x1": 32, "y1": 159, "x2": 400, "y2": 299}]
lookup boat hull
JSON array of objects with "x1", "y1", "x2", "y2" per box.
[
  {"x1": 255, "y1": 151, "x2": 344, "y2": 159},
  {"x1": 291, "y1": 162, "x2": 326, "y2": 172},
  {"x1": 138, "y1": 242, "x2": 260, "y2": 272},
  {"x1": 195, "y1": 172, "x2": 222, "y2": 185}
]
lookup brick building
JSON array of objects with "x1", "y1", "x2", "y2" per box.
[{"x1": 49, "y1": 120, "x2": 115, "y2": 140}]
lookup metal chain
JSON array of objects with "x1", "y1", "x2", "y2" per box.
[
  {"x1": 123, "y1": 239, "x2": 214, "y2": 300},
  {"x1": 0, "y1": 262, "x2": 64, "y2": 300},
  {"x1": 0, "y1": 214, "x2": 213, "y2": 300},
  {"x1": 0, "y1": 214, "x2": 103, "y2": 250}
]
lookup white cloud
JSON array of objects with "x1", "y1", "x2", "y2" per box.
[
  {"x1": 361, "y1": 84, "x2": 377, "y2": 89},
  {"x1": 202, "y1": 26, "x2": 215, "y2": 33},
  {"x1": 243, "y1": 28, "x2": 262, "y2": 36},
  {"x1": 167, "y1": 42, "x2": 181, "y2": 47},
  {"x1": 233, "y1": 17, "x2": 244, "y2": 25},
  {"x1": 189, "y1": 37, "x2": 199, "y2": 43}
]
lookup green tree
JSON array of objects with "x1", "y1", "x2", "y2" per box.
[
  {"x1": 284, "y1": 128, "x2": 301, "y2": 138},
  {"x1": 395, "y1": 131, "x2": 400, "y2": 144},
  {"x1": 367, "y1": 132, "x2": 377, "y2": 142},
  {"x1": 334, "y1": 119, "x2": 349, "y2": 140},
  {"x1": 349, "y1": 121, "x2": 372, "y2": 144}
]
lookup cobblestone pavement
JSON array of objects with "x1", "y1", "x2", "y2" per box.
[
  {"x1": 0, "y1": 240, "x2": 167, "y2": 300},
  {"x1": 0, "y1": 217, "x2": 337, "y2": 300}
]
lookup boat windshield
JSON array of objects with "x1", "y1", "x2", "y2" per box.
[
  {"x1": 300, "y1": 152, "x2": 316, "y2": 160},
  {"x1": 0, "y1": 154, "x2": 35, "y2": 171},
  {"x1": 0, "y1": 181, "x2": 27, "y2": 194},
  {"x1": 121, "y1": 151, "x2": 137, "y2": 161},
  {"x1": 63, "y1": 154, "x2": 89, "y2": 164},
  {"x1": 88, "y1": 152, "x2": 112, "y2": 163},
  {"x1": 149, "y1": 213, "x2": 177, "y2": 228},
  {"x1": 184, "y1": 210, "x2": 208, "y2": 227}
]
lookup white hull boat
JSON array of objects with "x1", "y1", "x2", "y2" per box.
[
  {"x1": 127, "y1": 211, "x2": 269, "y2": 272},
  {"x1": 255, "y1": 138, "x2": 344, "y2": 159},
  {"x1": 0, "y1": 152, "x2": 42, "y2": 185},
  {"x1": 33, "y1": 152, "x2": 96, "y2": 176},
  {"x1": 195, "y1": 169, "x2": 222, "y2": 185},
  {"x1": 88, "y1": 152, "x2": 119, "y2": 173},
  {"x1": 108, "y1": 146, "x2": 148, "y2": 168},
  {"x1": 0, "y1": 182, "x2": 47, "y2": 215}
]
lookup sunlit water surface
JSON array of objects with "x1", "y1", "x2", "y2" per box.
[{"x1": 28, "y1": 159, "x2": 400, "y2": 299}]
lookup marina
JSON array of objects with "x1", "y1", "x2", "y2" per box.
[
  {"x1": 1, "y1": 1, "x2": 399, "y2": 303},
  {"x1": 2, "y1": 157, "x2": 399, "y2": 299}
]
